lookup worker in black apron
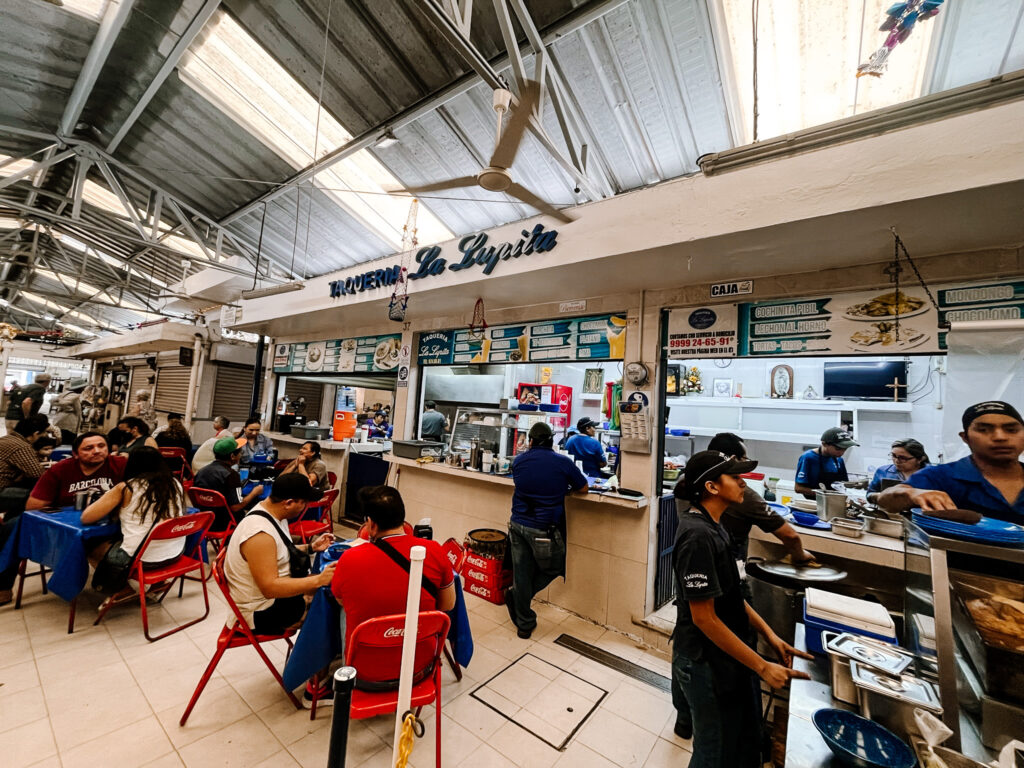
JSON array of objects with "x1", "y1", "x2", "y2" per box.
[
  {"x1": 671, "y1": 451, "x2": 811, "y2": 767},
  {"x1": 506, "y1": 422, "x2": 588, "y2": 639},
  {"x1": 794, "y1": 427, "x2": 858, "y2": 499}
]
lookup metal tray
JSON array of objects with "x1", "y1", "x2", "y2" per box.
[
  {"x1": 851, "y1": 661, "x2": 942, "y2": 738},
  {"x1": 826, "y1": 632, "x2": 913, "y2": 677},
  {"x1": 390, "y1": 440, "x2": 445, "y2": 459}
]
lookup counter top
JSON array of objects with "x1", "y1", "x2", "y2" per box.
[
  {"x1": 385, "y1": 455, "x2": 648, "y2": 509},
  {"x1": 750, "y1": 518, "x2": 905, "y2": 569},
  {"x1": 267, "y1": 432, "x2": 387, "y2": 453}
]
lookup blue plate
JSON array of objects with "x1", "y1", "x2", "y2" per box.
[
  {"x1": 911, "y1": 509, "x2": 1024, "y2": 546},
  {"x1": 787, "y1": 514, "x2": 831, "y2": 530},
  {"x1": 812, "y1": 708, "x2": 916, "y2": 768},
  {"x1": 766, "y1": 502, "x2": 789, "y2": 516}
]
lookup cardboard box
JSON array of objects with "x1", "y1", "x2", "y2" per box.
[
  {"x1": 463, "y1": 579, "x2": 507, "y2": 605},
  {"x1": 463, "y1": 566, "x2": 512, "y2": 591},
  {"x1": 464, "y1": 550, "x2": 504, "y2": 574}
]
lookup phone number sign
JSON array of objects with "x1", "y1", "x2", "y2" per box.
[{"x1": 667, "y1": 306, "x2": 738, "y2": 358}]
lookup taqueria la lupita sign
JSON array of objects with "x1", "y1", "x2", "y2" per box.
[{"x1": 328, "y1": 223, "x2": 559, "y2": 297}]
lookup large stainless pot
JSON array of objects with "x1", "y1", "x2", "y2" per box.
[{"x1": 745, "y1": 558, "x2": 848, "y2": 645}]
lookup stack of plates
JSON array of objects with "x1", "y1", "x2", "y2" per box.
[{"x1": 911, "y1": 509, "x2": 1024, "y2": 547}]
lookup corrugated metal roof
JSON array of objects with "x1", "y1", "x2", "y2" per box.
[{"x1": 1, "y1": 0, "x2": 1022, "y2": 336}]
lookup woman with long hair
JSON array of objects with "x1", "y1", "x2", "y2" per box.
[
  {"x1": 278, "y1": 441, "x2": 330, "y2": 491},
  {"x1": 82, "y1": 446, "x2": 187, "y2": 596}
]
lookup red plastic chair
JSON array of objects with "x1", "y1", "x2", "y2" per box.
[
  {"x1": 158, "y1": 447, "x2": 194, "y2": 482},
  {"x1": 273, "y1": 459, "x2": 292, "y2": 472},
  {"x1": 179, "y1": 549, "x2": 300, "y2": 725},
  {"x1": 291, "y1": 489, "x2": 340, "y2": 543},
  {"x1": 326, "y1": 471, "x2": 338, "y2": 488},
  {"x1": 346, "y1": 611, "x2": 451, "y2": 768},
  {"x1": 93, "y1": 511, "x2": 215, "y2": 641},
  {"x1": 187, "y1": 487, "x2": 238, "y2": 555},
  {"x1": 357, "y1": 520, "x2": 414, "y2": 539}
]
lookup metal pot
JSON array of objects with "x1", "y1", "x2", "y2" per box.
[
  {"x1": 746, "y1": 558, "x2": 848, "y2": 644},
  {"x1": 816, "y1": 490, "x2": 848, "y2": 521}
]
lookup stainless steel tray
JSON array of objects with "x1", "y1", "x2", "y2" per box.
[{"x1": 826, "y1": 632, "x2": 913, "y2": 677}]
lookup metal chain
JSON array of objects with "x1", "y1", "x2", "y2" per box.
[
  {"x1": 891, "y1": 227, "x2": 942, "y2": 314},
  {"x1": 394, "y1": 712, "x2": 422, "y2": 768}
]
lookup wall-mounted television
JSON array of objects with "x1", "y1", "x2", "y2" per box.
[{"x1": 823, "y1": 360, "x2": 908, "y2": 401}]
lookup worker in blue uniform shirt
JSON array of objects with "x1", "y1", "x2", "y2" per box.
[
  {"x1": 878, "y1": 401, "x2": 1024, "y2": 523},
  {"x1": 506, "y1": 421, "x2": 588, "y2": 639},
  {"x1": 367, "y1": 411, "x2": 390, "y2": 439},
  {"x1": 794, "y1": 427, "x2": 858, "y2": 499},
  {"x1": 564, "y1": 417, "x2": 607, "y2": 477},
  {"x1": 866, "y1": 438, "x2": 929, "y2": 496}
]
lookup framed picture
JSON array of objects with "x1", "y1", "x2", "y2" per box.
[
  {"x1": 770, "y1": 364, "x2": 794, "y2": 399},
  {"x1": 665, "y1": 364, "x2": 680, "y2": 395},
  {"x1": 712, "y1": 378, "x2": 734, "y2": 398},
  {"x1": 582, "y1": 368, "x2": 605, "y2": 395}
]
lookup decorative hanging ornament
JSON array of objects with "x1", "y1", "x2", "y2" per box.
[
  {"x1": 0, "y1": 323, "x2": 17, "y2": 342},
  {"x1": 857, "y1": 0, "x2": 945, "y2": 78},
  {"x1": 388, "y1": 198, "x2": 419, "y2": 323}
]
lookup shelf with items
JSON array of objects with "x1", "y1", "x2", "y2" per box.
[{"x1": 449, "y1": 406, "x2": 568, "y2": 458}]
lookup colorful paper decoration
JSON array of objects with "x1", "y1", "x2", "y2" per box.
[{"x1": 857, "y1": 0, "x2": 945, "y2": 78}]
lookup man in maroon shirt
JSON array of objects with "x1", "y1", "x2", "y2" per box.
[
  {"x1": 331, "y1": 486, "x2": 455, "y2": 652},
  {"x1": 27, "y1": 432, "x2": 127, "y2": 509}
]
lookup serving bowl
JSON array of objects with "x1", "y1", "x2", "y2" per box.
[
  {"x1": 811, "y1": 708, "x2": 916, "y2": 768},
  {"x1": 791, "y1": 510, "x2": 821, "y2": 527}
]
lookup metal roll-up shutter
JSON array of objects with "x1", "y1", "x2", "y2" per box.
[
  {"x1": 127, "y1": 365, "x2": 153, "y2": 408},
  {"x1": 284, "y1": 378, "x2": 323, "y2": 418},
  {"x1": 212, "y1": 364, "x2": 264, "y2": 423},
  {"x1": 154, "y1": 366, "x2": 191, "y2": 413}
]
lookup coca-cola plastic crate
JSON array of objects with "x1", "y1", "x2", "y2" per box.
[
  {"x1": 463, "y1": 565, "x2": 512, "y2": 591},
  {"x1": 463, "y1": 550, "x2": 504, "y2": 574},
  {"x1": 463, "y1": 579, "x2": 507, "y2": 605}
]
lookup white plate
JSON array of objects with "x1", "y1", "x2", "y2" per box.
[
  {"x1": 845, "y1": 330, "x2": 930, "y2": 352},
  {"x1": 840, "y1": 304, "x2": 929, "y2": 322},
  {"x1": 373, "y1": 338, "x2": 400, "y2": 370}
]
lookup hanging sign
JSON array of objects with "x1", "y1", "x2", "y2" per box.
[
  {"x1": 669, "y1": 277, "x2": 1024, "y2": 359},
  {"x1": 328, "y1": 224, "x2": 560, "y2": 298},
  {"x1": 417, "y1": 313, "x2": 627, "y2": 366},
  {"x1": 710, "y1": 280, "x2": 753, "y2": 298},
  {"x1": 274, "y1": 333, "x2": 402, "y2": 373}
]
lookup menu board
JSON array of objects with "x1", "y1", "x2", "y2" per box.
[
  {"x1": 274, "y1": 333, "x2": 402, "y2": 373},
  {"x1": 669, "y1": 278, "x2": 1024, "y2": 359},
  {"x1": 417, "y1": 313, "x2": 628, "y2": 365}
]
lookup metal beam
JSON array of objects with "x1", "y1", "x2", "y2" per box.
[
  {"x1": 106, "y1": 0, "x2": 221, "y2": 152},
  {"x1": 0, "y1": 149, "x2": 75, "y2": 192},
  {"x1": 218, "y1": 0, "x2": 630, "y2": 225},
  {"x1": 59, "y1": 0, "x2": 137, "y2": 137}
]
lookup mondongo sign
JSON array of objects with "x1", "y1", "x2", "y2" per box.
[{"x1": 329, "y1": 223, "x2": 559, "y2": 298}]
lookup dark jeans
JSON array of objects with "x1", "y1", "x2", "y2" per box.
[
  {"x1": 507, "y1": 519, "x2": 565, "y2": 632},
  {"x1": 671, "y1": 644, "x2": 762, "y2": 768},
  {"x1": 253, "y1": 595, "x2": 305, "y2": 635},
  {"x1": 0, "y1": 507, "x2": 24, "y2": 591}
]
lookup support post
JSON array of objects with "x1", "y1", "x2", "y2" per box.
[
  {"x1": 393, "y1": 546, "x2": 426, "y2": 763},
  {"x1": 250, "y1": 334, "x2": 265, "y2": 420},
  {"x1": 326, "y1": 666, "x2": 357, "y2": 768},
  {"x1": 183, "y1": 333, "x2": 204, "y2": 431}
]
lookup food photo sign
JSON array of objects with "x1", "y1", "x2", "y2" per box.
[
  {"x1": 274, "y1": 334, "x2": 403, "y2": 373},
  {"x1": 669, "y1": 278, "x2": 1024, "y2": 358}
]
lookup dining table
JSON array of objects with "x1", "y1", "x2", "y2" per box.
[
  {"x1": 281, "y1": 541, "x2": 475, "y2": 692},
  {"x1": 0, "y1": 505, "x2": 204, "y2": 633}
]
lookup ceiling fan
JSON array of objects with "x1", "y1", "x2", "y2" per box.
[{"x1": 396, "y1": 80, "x2": 575, "y2": 223}]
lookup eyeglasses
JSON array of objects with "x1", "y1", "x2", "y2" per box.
[{"x1": 890, "y1": 453, "x2": 915, "y2": 462}]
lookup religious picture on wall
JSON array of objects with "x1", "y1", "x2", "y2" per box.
[
  {"x1": 771, "y1": 364, "x2": 794, "y2": 399},
  {"x1": 583, "y1": 368, "x2": 605, "y2": 395},
  {"x1": 665, "y1": 365, "x2": 680, "y2": 395},
  {"x1": 712, "y1": 378, "x2": 734, "y2": 398}
]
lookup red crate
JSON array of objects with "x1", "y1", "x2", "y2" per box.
[
  {"x1": 463, "y1": 579, "x2": 507, "y2": 605},
  {"x1": 464, "y1": 551, "x2": 504, "y2": 574},
  {"x1": 463, "y1": 566, "x2": 512, "y2": 591}
]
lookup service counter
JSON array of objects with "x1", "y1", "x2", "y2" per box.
[
  {"x1": 385, "y1": 454, "x2": 651, "y2": 631},
  {"x1": 268, "y1": 432, "x2": 389, "y2": 520},
  {"x1": 749, "y1": 522, "x2": 906, "y2": 570}
]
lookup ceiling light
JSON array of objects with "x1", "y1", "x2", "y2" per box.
[
  {"x1": 375, "y1": 129, "x2": 399, "y2": 148},
  {"x1": 241, "y1": 281, "x2": 306, "y2": 300}
]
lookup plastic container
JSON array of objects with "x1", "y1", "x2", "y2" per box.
[
  {"x1": 775, "y1": 479, "x2": 796, "y2": 506},
  {"x1": 333, "y1": 410, "x2": 356, "y2": 440},
  {"x1": 791, "y1": 510, "x2": 821, "y2": 527},
  {"x1": 804, "y1": 588, "x2": 897, "y2": 655}
]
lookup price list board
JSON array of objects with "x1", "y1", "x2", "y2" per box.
[{"x1": 274, "y1": 334, "x2": 402, "y2": 374}]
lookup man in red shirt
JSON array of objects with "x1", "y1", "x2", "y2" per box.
[
  {"x1": 27, "y1": 432, "x2": 127, "y2": 509},
  {"x1": 331, "y1": 485, "x2": 455, "y2": 652}
]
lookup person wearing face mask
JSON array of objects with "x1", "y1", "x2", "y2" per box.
[
  {"x1": 671, "y1": 451, "x2": 810, "y2": 767},
  {"x1": 878, "y1": 401, "x2": 1024, "y2": 523},
  {"x1": 794, "y1": 427, "x2": 859, "y2": 499},
  {"x1": 866, "y1": 438, "x2": 929, "y2": 499}
]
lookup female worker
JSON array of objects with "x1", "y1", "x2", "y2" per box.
[
  {"x1": 672, "y1": 451, "x2": 810, "y2": 767},
  {"x1": 867, "y1": 438, "x2": 929, "y2": 496}
]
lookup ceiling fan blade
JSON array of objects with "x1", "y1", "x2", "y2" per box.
[
  {"x1": 489, "y1": 80, "x2": 540, "y2": 170},
  {"x1": 394, "y1": 176, "x2": 479, "y2": 195},
  {"x1": 506, "y1": 182, "x2": 575, "y2": 223}
]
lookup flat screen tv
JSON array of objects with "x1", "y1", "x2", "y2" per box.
[{"x1": 823, "y1": 360, "x2": 908, "y2": 401}]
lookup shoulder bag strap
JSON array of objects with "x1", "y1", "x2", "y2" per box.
[
  {"x1": 249, "y1": 509, "x2": 299, "y2": 553},
  {"x1": 372, "y1": 538, "x2": 441, "y2": 601}
]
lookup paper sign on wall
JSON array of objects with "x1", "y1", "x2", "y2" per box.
[{"x1": 667, "y1": 306, "x2": 738, "y2": 358}]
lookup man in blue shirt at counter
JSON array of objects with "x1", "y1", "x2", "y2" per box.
[
  {"x1": 878, "y1": 401, "x2": 1024, "y2": 524},
  {"x1": 794, "y1": 427, "x2": 858, "y2": 499},
  {"x1": 565, "y1": 417, "x2": 607, "y2": 477},
  {"x1": 507, "y1": 422, "x2": 588, "y2": 639}
]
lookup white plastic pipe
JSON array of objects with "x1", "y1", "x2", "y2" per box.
[{"x1": 393, "y1": 545, "x2": 426, "y2": 762}]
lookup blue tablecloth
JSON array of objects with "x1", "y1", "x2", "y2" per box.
[
  {"x1": 281, "y1": 543, "x2": 474, "y2": 691},
  {"x1": 0, "y1": 509, "x2": 119, "y2": 601},
  {"x1": 242, "y1": 481, "x2": 273, "y2": 500}
]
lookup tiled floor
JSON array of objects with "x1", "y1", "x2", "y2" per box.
[{"x1": 1, "y1": 563, "x2": 691, "y2": 768}]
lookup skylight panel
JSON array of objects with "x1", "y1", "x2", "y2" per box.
[
  {"x1": 718, "y1": 0, "x2": 939, "y2": 143},
  {"x1": 83, "y1": 179, "x2": 140, "y2": 219},
  {"x1": 21, "y1": 291, "x2": 103, "y2": 327},
  {"x1": 31, "y1": 268, "x2": 145, "y2": 310},
  {"x1": 0, "y1": 154, "x2": 37, "y2": 176},
  {"x1": 181, "y1": 11, "x2": 452, "y2": 254},
  {"x1": 60, "y1": 0, "x2": 109, "y2": 21},
  {"x1": 0, "y1": 216, "x2": 24, "y2": 229}
]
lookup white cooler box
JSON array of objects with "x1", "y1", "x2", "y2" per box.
[{"x1": 804, "y1": 587, "x2": 897, "y2": 654}]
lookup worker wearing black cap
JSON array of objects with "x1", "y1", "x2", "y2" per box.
[
  {"x1": 564, "y1": 416, "x2": 607, "y2": 477},
  {"x1": 877, "y1": 400, "x2": 1024, "y2": 523},
  {"x1": 671, "y1": 451, "x2": 810, "y2": 767},
  {"x1": 794, "y1": 426, "x2": 859, "y2": 499},
  {"x1": 506, "y1": 421, "x2": 588, "y2": 639}
]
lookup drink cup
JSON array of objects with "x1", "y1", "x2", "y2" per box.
[{"x1": 75, "y1": 490, "x2": 88, "y2": 511}]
